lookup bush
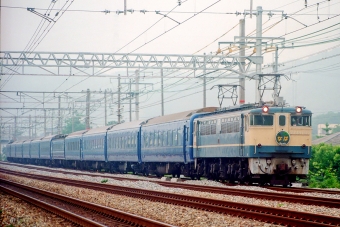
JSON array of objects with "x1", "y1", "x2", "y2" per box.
[{"x1": 308, "y1": 144, "x2": 340, "y2": 188}]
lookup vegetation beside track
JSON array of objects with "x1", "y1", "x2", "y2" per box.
[{"x1": 308, "y1": 144, "x2": 340, "y2": 188}]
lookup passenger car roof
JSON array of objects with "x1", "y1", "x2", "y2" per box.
[
  {"x1": 41, "y1": 134, "x2": 66, "y2": 141},
  {"x1": 108, "y1": 120, "x2": 144, "y2": 131},
  {"x1": 143, "y1": 107, "x2": 218, "y2": 126},
  {"x1": 66, "y1": 130, "x2": 88, "y2": 138},
  {"x1": 83, "y1": 125, "x2": 114, "y2": 135}
]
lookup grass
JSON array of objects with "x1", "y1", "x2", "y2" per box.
[{"x1": 101, "y1": 179, "x2": 108, "y2": 183}]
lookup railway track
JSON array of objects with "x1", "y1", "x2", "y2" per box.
[
  {"x1": 2, "y1": 161, "x2": 340, "y2": 196},
  {"x1": 1, "y1": 162, "x2": 340, "y2": 208},
  {"x1": 0, "y1": 178, "x2": 173, "y2": 227},
  {"x1": 1, "y1": 168, "x2": 340, "y2": 226}
]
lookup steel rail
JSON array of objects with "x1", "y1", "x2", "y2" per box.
[
  {"x1": 0, "y1": 179, "x2": 174, "y2": 227},
  {"x1": 1, "y1": 162, "x2": 340, "y2": 205},
  {"x1": 1, "y1": 168, "x2": 340, "y2": 226}
]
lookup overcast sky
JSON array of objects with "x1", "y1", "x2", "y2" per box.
[{"x1": 1, "y1": 0, "x2": 340, "y2": 134}]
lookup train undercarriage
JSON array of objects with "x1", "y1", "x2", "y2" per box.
[{"x1": 6, "y1": 157, "x2": 305, "y2": 187}]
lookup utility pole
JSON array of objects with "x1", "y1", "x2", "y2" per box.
[
  {"x1": 239, "y1": 19, "x2": 246, "y2": 105},
  {"x1": 51, "y1": 111, "x2": 54, "y2": 135},
  {"x1": 8, "y1": 125, "x2": 11, "y2": 141},
  {"x1": 44, "y1": 109, "x2": 46, "y2": 136},
  {"x1": 34, "y1": 115, "x2": 37, "y2": 137},
  {"x1": 43, "y1": 93, "x2": 46, "y2": 136},
  {"x1": 14, "y1": 116, "x2": 17, "y2": 141},
  {"x1": 161, "y1": 69, "x2": 164, "y2": 116},
  {"x1": 29, "y1": 115, "x2": 32, "y2": 139},
  {"x1": 127, "y1": 68, "x2": 132, "y2": 122},
  {"x1": 58, "y1": 96, "x2": 61, "y2": 134},
  {"x1": 118, "y1": 74, "x2": 121, "y2": 123},
  {"x1": 135, "y1": 69, "x2": 139, "y2": 120},
  {"x1": 129, "y1": 79, "x2": 132, "y2": 122},
  {"x1": 72, "y1": 101, "x2": 75, "y2": 132},
  {"x1": 273, "y1": 45, "x2": 281, "y2": 105},
  {"x1": 203, "y1": 53, "x2": 207, "y2": 108},
  {"x1": 255, "y1": 6, "x2": 263, "y2": 104},
  {"x1": 104, "y1": 89, "x2": 107, "y2": 126},
  {"x1": 86, "y1": 89, "x2": 90, "y2": 129}
]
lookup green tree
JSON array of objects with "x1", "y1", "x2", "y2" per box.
[
  {"x1": 62, "y1": 115, "x2": 86, "y2": 134},
  {"x1": 309, "y1": 144, "x2": 340, "y2": 188},
  {"x1": 322, "y1": 123, "x2": 332, "y2": 135}
]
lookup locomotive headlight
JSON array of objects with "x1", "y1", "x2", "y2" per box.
[
  {"x1": 296, "y1": 106, "x2": 302, "y2": 113},
  {"x1": 262, "y1": 106, "x2": 269, "y2": 113},
  {"x1": 291, "y1": 159, "x2": 296, "y2": 166}
]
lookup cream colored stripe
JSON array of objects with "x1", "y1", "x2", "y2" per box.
[{"x1": 196, "y1": 144, "x2": 243, "y2": 148}]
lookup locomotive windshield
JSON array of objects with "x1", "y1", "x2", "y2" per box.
[
  {"x1": 291, "y1": 115, "x2": 311, "y2": 126},
  {"x1": 249, "y1": 115, "x2": 273, "y2": 126}
]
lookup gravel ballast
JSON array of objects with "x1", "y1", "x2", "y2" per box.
[
  {"x1": 1, "y1": 163, "x2": 340, "y2": 226},
  {"x1": 0, "y1": 191, "x2": 73, "y2": 227}
]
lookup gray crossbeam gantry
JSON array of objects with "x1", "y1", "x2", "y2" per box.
[{"x1": 0, "y1": 51, "x2": 262, "y2": 73}]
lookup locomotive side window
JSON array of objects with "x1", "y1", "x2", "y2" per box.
[
  {"x1": 291, "y1": 116, "x2": 311, "y2": 126},
  {"x1": 250, "y1": 115, "x2": 273, "y2": 126},
  {"x1": 220, "y1": 117, "x2": 240, "y2": 133},
  {"x1": 279, "y1": 115, "x2": 286, "y2": 126}
]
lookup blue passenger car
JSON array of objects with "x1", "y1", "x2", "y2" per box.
[
  {"x1": 65, "y1": 130, "x2": 88, "y2": 161},
  {"x1": 13, "y1": 140, "x2": 25, "y2": 158},
  {"x1": 23, "y1": 140, "x2": 32, "y2": 159},
  {"x1": 106, "y1": 120, "x2": 143, "y2": 173},
  {"x1": 107, "y1": 120, "x2": 143, "y2": 163},
  {"x1": 30, "y1": 138, "x2": 43, "y2": 159},
  {"x1": 140, "y1": 107, "x2": 217, "y2": 176},
  {"x1": 82, "y1": 126, "x2": 113, "y2": 161},
  {"x1": 52, "y1": 135, "x2": 67, "y2": 160},
  {"x1": 8, "y1": 143, "x2": 14, "y2": 159}
]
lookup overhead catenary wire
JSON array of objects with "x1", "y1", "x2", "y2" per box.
[{"x1": 2, "y1": 0, "x2": 340, "y2": 129}]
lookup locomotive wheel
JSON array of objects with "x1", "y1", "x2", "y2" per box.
[{"x1": 244, "y1": 181, "x2": 253, "y2": 186}]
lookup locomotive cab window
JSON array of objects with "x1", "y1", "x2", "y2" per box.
[
  {"x1": 250, "y1": 115, "x2": 273, "y2": 126},
  {"x1": 279, "y1": 115, "x2": 286, "y2": 126},
  {"x1": 291, "y1": 116, "x2": 311, "y2": 126}
]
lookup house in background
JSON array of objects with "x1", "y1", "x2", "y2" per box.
[{"x1": 317, "y1": 124, "x2": 339, "y2": 137}]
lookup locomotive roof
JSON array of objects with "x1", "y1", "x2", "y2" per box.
[
  {"x1": 248, "y1": 107, "x2": 312, "y2": 114},
  {"x1": 144, "y1": 107, "x2": 218, "y2": 126},
  {"x1": 66, "y1": 129, "x2": 88, "y2": 138},
  {"x1": 83, "y1": 125, "x2": 114, "y2": 135},
  {"x1": 108, "y1": 120, "x2": 144, "y2": 131}
]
